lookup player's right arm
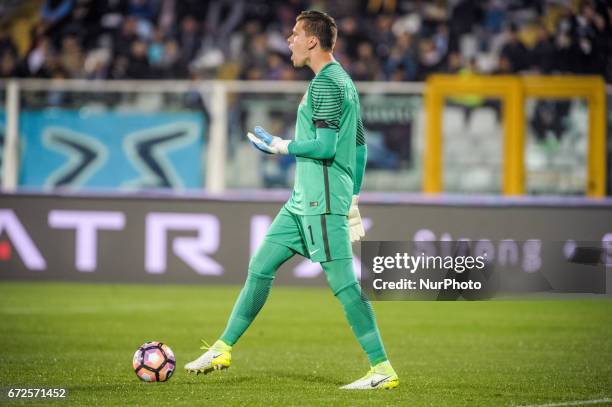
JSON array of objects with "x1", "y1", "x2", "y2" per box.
[
  {"x1": 286, "y1": 127, "x2": 337, "y2": 159},
  {"x1": 247, "y1": 125, "x2": 337, "y2": 158},
  {"x1": 288, "y1": 75, "x2": 343, "y2": 159},
  {"x1": 247, "y1": 75, "x2": 342, "y2": 160}
]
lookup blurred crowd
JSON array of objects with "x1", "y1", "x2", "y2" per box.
[{"x1": 0, "y1": 0, "x2": 611, "y2": 82}]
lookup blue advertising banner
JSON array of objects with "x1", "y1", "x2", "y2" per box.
[{"x1": 18, "y1": 110, "x2": 205, "y2": 190}]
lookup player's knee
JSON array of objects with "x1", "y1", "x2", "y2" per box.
[
  {"x1": 321, "y1": 258, "x2": 357, "y2": 293},
  {"x1": 247, "y1": 255, "x2": 276, "y2": 280},
  {"x1": 333, "y1": 280, "x2": 361, "y2": 298}
]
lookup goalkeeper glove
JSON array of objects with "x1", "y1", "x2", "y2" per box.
[
  {"x1": 247, "y1": 126, "x2": 291, "y2": 155},
  {"x1": 348, "y1": 195, "x2": 365, "y2": 243}
]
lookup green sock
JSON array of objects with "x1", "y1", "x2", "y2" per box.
[
  {"x1": 220, "y1": 241, "x2": 294, "y2": 345},
  {"x1": 220, "y1": 271, "x2": 273, "y2": 345},
  {"x1": 322, "y1": 258, "x2": 388, "y2": 365}
]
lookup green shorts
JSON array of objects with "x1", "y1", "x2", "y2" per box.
[{"x1": 265, "y1": 205, "x2": 352, "y2": 263}]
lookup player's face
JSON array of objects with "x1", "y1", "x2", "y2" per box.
[{"x1": 287, "y1": 21, "x2": 314, "y2": 67}]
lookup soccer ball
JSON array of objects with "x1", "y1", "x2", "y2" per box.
[{"x1": 132, "y1": 341, "x2": 176, "y2": 382}]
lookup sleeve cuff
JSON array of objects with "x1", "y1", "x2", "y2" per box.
[{"x1": 277, "y1": 140, "x2": 290, "y2": 154}]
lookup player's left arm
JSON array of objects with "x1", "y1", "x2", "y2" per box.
[
  {"x1": 353, "y1": 117, "x2": 367, "y2": 195},
  {"x1": 349, "y1": 117, "x2": 367, "y2": 242}
]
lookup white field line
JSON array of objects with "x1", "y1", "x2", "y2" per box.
[{"x1": 515, "y1": 398, "x2": 612, "y2": 407}]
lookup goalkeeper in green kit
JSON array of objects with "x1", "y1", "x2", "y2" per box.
[{"x1": 185, "y1": 10, "x2": 399, "y2": 390}]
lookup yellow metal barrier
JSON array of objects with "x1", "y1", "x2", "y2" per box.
[
  {"x1": 521, "y1": 76, "x2": 606, "y2": 197},
  {"x1": 423, "y1": 74, "x2": 607, "y2": 197}
]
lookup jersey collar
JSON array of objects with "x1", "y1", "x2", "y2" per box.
[{"x1": 316, "y1": 61, "x2": 339, "y2": 76}]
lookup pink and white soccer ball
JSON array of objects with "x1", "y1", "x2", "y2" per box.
[{"x1": 132, "y1": 341, "x2": 176, "y2": 382}]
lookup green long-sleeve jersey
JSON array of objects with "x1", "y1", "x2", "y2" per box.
[{"x1": 284, "y1": 61, "x2": 367, "y2": 216}]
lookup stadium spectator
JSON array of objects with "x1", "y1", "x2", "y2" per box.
[
  {"x1": 571, "y1": 0, "x2": 608, "y2": 75},
  {"x1": 338, "y1": 16, "x2": 367, "y2": 60},
  {"x1": 371, "y1": 14, "x2": 396, "y2": 60},
  {"x1": 383, "y1": 32, "x2": 418, "y2": 81},
  {"x1": 58, "y1": 35, "x2": 84, "y2": 78},
  {"x1": 109, "y1": 54, "x2": 129, "y2": 79},
  {"x1": 125, "y1": 39, "x2": 150, "y2": 78},
  {"x1": 0, "y1": 51, "x2": 18, "y2": 78},
  {"x1": 0, "y1": 31, "x2": 18, "y2": 58},
  {"x1": 417, "y1": 37, "x2": 445, "y2": 79},
  {"x1": 499, "y1": 24, "x2": 529, "y2": 72},
  {"x1": 177, "y1": 15, "x2": 200, "y2": 65},
  {"x1": 83, "y1": 48, "x2": 110, "y2": 79},
  {"x1": 147, "y1": 27, "x2": 165, "y2": 67},
  {"x1": 113, "y1": 16, "x2": 139, "y2": 58},
  {"x1": 59, "y1": 1, "x2": 98, "y2": 48},
  {"x1": 449, "y1": 0, "x2": 482, "y2": 38},
  {"x1": 0, "y1": 0, "x2": 609, "y2": 82},
  {"x1": 0, "y1": 32, "x2": 19, "y2": 78},
  {"x1": 159, "y1": 38, "x2": 187, "y2": 78},
  {"x1": 530, "y1": 25, "x2": 555, "y2": 73},
  {"x1": 24, "y1": 35, "x2": 54, "y2": 77},
  {"x1": 352, "y1": 41, "x2": 381, "y2": 81}
]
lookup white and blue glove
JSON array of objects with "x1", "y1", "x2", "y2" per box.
[
  {"x1": 247, "y1": 126, "x2": 291, "y2": 155},
  {"x1": 348, "y1": 195, "x2": 365, "y2": 242}
]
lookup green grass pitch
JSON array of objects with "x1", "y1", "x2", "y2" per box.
[{"x1": 1, "y1": 282, "x2": 611, "y2": 406}]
